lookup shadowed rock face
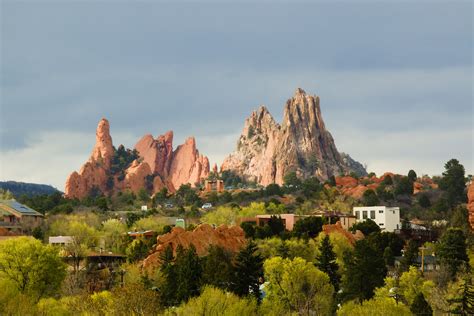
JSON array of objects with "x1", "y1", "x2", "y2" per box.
[
  {"x1": 64, "y1": 119, "x2": 210, "y2": 199},
  {"x1": 221, "y1": 88, "x2": 367, "y2": 185},
  {"x1": 468, "y1": 180, "x2": 474, "y2": 230}
]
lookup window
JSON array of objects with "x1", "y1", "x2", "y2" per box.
[
  {"x1": 379, "y1": 210, "x2": 384, "y2": 214},
  {"x1": 363, "y1": 211, "x2": 368, "y2": 219},
  {"x1": 379, "y1": 223, "x2": 384, "y2": 226},
  {"x1": 370, "y1": 210, "x2": 376, "y2": 219},
  {"x1": 355, "y1": 211, "x2": 360, "y2": 219}
]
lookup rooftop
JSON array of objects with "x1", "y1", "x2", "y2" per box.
[{"x1": 0, "y1": 200, "x2": 43, "y2": 217}]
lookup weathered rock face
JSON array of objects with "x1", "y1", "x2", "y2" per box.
[
  {"x1": 64, "y1": 119, "x2": 210, "y2": 199},
  {"x1": 468, "y1": 180, "x2": 474, "y2": 230},
  {"x1": 142, "y1": 224, "x2": 246, "y2": 270},
  {"x1": 221, "y1": 88, "x2": 367, "y2": 185}
]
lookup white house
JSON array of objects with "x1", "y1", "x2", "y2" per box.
[{"x1": 353, "y1": 206, "x2": 401, "y2": 232}]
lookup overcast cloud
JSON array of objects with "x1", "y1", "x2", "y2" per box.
[{"x1": 1, "y1": 1, "x2": 472, "y2": 190}]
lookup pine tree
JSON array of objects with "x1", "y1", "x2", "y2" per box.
[
  {"x1": 316, "y1": 234, "x2": 341, "y2": 292},
  {"x1": 276, "y1": 240, "x2": 290, "y2": 258},
  {"x1": 343, "y1": 239, "x2": 387, "y2": 302},
  {"x1": 175, "y1": 244, "x2": 202, "y2": 303},
  {"x1": 438, "y1": 228, "x2": 468, "y2": 278},
  {"x1": 410, "y1": 293, "x2": 433, "y2": 315},
  {"x1": 159, "y1": 244, "x2": 177, "y2": 306},
  {"x1": 232, "y1": 241, "x2": 264, "y2": 302},
  {"x1": 400, "y1": 239, "x2": 419, "y2": 272},
  {"x1": 448, "y1": 277, "x2": 474, "y2": 315}
]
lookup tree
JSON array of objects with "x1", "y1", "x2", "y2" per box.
[
  {"x1": 232, "y1": 241, "x2": 263, "y2": 301},
  {"x1": 410, "y1": 293, "x2": 433, "y2": 316},
  {"x1": 338, "y1": 297, "x2": 412, "y2": 316},
  {"x1": 125, "y1": 238, "x2": 150, "y2": 263},
  {"x1": 400, "y1": 239, "x2": 419, "y2": 272},
  {"x1": 102, "y1": 219, "x2": 127, "y2": 253},
  {"x1": 292, "y1": 216, "x2": 324, "y2": 239},
  {"x1": 362, "y1": 189, "x2": 380, "y2": 206},
  {"x1": 170, "y1": 286, "x2": 258, "y2": 316},
  {"x1": 316, "y1": 234, "x2": 341, "y2": 292},
  {"x1": 201, "y1": 246, "x2": 234, "y2": 291},
  {"x1": 439, "y1": 159, "x2": 467, "y2": 207},
  {"x1": 418, "y1": 194, "x2": 431, "y2": 208},
  {"x1": 263, "y1": 256, "x2": 334, "y2": 315},
  {"x1": 301, "y1": 177, "x2": 322, "y2": 198},
  {"x1": 240, "y1": 222, "x2": 256, "y2": 239},
  {"x1": 395, "y1": 176, "x2": 414, "y2": 196},
  {"x1": 174, "y1": 244, "x2": 202, "y2": 303},
  {"x1": 408, "y1": 170, "x2": 417, "y2": 182},
  {"x1": 447, "y1": 276, "x2": 474, "y2": 315},
  {"x1": 382, "y1": 175, "x2": 393, "y2": 185},
  {"x1": 343, "y1": 239, "x2": 387, "y2": 302},
  {"x1": 265, "y1": 183, "x2": 282, "y2": 197},
  {"x1": 283, "y1": 171, "x2": 301, "y2": 192},
  {"x1": 350, "y1": 218, "x2": 381, "y2": 236},
  {"x1": 437, "y1": 228, "x2": 468, "y2": 278},
  {"x1": 160, "y1": 245, "x2": 177, "y2": 306},
  {"x1": 0, "y1": 237, "x2": 66, "y2": 301},
  {"x1": 175, "y1": 184, "x2": 201, "y2": 206}
]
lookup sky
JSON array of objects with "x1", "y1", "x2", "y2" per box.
[{"x1": 1, "y1": 1, "x2": 472, "y2": 191}]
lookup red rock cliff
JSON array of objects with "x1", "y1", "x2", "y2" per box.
[{"x1": 64, "y1": 119, "x2": 210, "y2": 198}]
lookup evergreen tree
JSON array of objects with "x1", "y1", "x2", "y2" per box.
[
  {"x1": 232, "y1": 241, "x2": 264, "y2": 302},
  {"x1": 438, "y1": 228, "x2": 469, "y2": 278},
  {"x1": 159, "y1": 244, "x2": 177, "y2": 306},
  {"x1": 175, "y1": 244, "x2": 202, "y2": 303},
  {"x1": 439, "y1": 159, "x2": 467, "y2": 207},
  {"x1": 448, "y1": 277, "x2": 474, "y2": 315},
  {"x1": 316, "y1": 234, "x2": 341, "y2": 292},
  {"x1": 343, "y1": 239, "x2": 387, "y2": 302},
  {"x1": 410, "y1": 293, "x2": 433, "y2": 316},
  {"x1": 383, "y1": 246, "x2": 395, "y2": 267},
  {"x1": 400, "y1": 239, "x2": 419, "y2": 272},
  {"x1": 201, "y1": 245, "x2": 234, "y2": 291},
  {"x1": 276, "y1": 240, "x2": 290, "y2": 258},
  {"x1": 408, "y1": 170, "x2": 417, "y2": 182}
]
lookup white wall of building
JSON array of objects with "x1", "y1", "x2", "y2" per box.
[{"x1": 353, "y1": 206, "x2": 401, "y2": 232}]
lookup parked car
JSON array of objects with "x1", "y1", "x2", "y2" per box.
[
  {"x1": 164, "y1": 203, "x2": 174, "y2": 209},
  {"x1": 202, "y1": 203, "x2": 213, "y2": 210}
]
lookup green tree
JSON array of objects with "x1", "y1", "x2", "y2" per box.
[
  {"x1": 410, "y1": 293, "x2": 433, "y2": 316},
  {"x1": 383, "y1": 246, "x2": 395, "y2": 267},
  {"x1": 316, "y1": 234, "x2": 341, "y2": 292},
  {"x1": 437, "y1": 228, "x2": 468, "y2": 278},
  {"x1": 362, "y1": 189, "x2": 380, "y2": 206},
  {"x1": 175, "y1": 244, "x2": 202, "y2": 303},
  {"x1": 0, "y1": 237, "x2": 66, "y2": 301},
  {"x1": 160, "y1": 245, "x2": 177, "y2": 306},
  {"x1": 283, "y1": 171, "x2": 301, "y2": 192},
  {"x1": 232, "y1": 241, "x2": 263, "y2": 301},
  {"x1": 439, "y1": 159, "x2": 467, "y2": 207},
  {"x1": 408, "y1": 169, "x2": 418, "y2": 182},
  {"x1": 201, "y1": 245, "x2": 234, "y2": 291},
  {"x1": 292, "y1": 216, "x2": 324, "y2": 239},
  {"x1": 382, "y1": 175, "x2": 393, "y2": 185},
  {"x1": 265, "y1": 183, "x2": 282, "y2": 197},
  {"x1": 447, "y1": 276, "x2": 474, "y2": 315},
  {"x1": 263, "y1": 256, "x2": 334, "y2": 315},
  {"x1": 169, "y1": 286, "x2": 258, "y2": 316},
  {"x1": 350, "y1": 218, "x2": 381, "y2": 236},
  {"x1": 343, "y1": 239, "x2": 387, "y2": 302},
  {"x1": 395, "y1": 176, "x2": 414, "y2": 196},
  {"x1": 125, "y1": 238, "x2": 150, "y2": 263},
  {"x1": 418, "y1": 194, "x2": 431, "y2": 208},
  {"x1": 337, "y1": 297, "x2": 412, "y2": 316},
  {"x1": 301, "y1": 177, "x2": 322, "y2": 198},
  {"x1": 400, "y1": 239, "x2": 419, "y2": 272}
]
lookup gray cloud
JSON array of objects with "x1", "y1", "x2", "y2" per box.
[{"x1": 1, "y1": 2, "x2": 472, "y2": 189}]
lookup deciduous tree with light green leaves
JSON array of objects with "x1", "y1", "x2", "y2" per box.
[
  {"x1": 337, "y1": 297, "x2": 412, "y2": 316},
  {"x1": 263, "y1": 256, "x2": 334, "y2": 316},
  {"x1": 0, "y1": 237, "x2": 66, "y2": 301}
]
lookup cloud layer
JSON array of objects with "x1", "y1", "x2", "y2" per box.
[{"x1": 1, "y1": 2, "x2": 472, "y2": 190}]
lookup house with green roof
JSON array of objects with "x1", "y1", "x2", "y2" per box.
[{"x1": 0, "y1": 199, "x2": 43, "y2": 233}]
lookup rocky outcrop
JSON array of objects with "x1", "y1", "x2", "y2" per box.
[
  {"x1": 64, "y1": 119, "x2": 210, "y2": 199},
  {"x1": 322, "y1": 221, "x2": 364, "y2": 245},
  {"x1": 468, "y1": 180, "x2": 474, "y2": 230},
  {"x1": 221, "y1": 88, "x2": 366, "y2": 185},
  {"x1": 142, "y1": 224, "x2": 246, "y2": 270}
]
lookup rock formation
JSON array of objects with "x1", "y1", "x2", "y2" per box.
[
  {"x1": 322, "y1": 221, "x2": 364, "y2": 245},
  {"x1": 142, "y1": 224, "x2": 246, "y2": 270},
  {"x1": 65, "y1": 119, "x2": 210, "y2": 199},
  {"x1": 468, "y1": 179, "x2": 474, "y2": 230},
  {"x1": 221, "y1": 88, "x2": 366, "y2": 185}
]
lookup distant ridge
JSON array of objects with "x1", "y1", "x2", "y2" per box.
[{"x1": 0, "y1": 181, "x2": 60, "y2": 197}]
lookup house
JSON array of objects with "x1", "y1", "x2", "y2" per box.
[
  {"x1": 0, "y1": 199, "x2": 43, "y2": 233},
  {"x1": 312, "y1": 210, "x2": 357, "y2": 230},
  {"x1": 353, "y1": 206, "x2": 401, "y2": 232},
  {"x1": 49, "y1": 236, "x2": 74, "y2": 246}
]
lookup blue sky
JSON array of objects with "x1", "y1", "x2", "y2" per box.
[{"x1": 1, "y1": 1, "x2": 472, "y2": 190}]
